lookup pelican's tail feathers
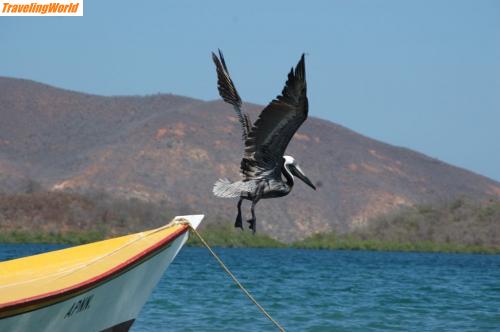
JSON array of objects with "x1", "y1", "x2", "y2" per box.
[
  {"x1": 213, "y1": 178, "x2": 241, "y2": 198},
  {"x1": 213, "y1": 178, "x2": 255, "y2": 198}
]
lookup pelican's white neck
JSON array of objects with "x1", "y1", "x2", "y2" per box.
[
  {"x1": 283, "y1": 155, "x2": 295, "y2": 166},
  {"x1": 282, "y1": 155, "x2": 295, "y2": 186}
]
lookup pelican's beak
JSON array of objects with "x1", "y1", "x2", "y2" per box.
[{"x1": 292, "y1": 165, "x2": 316, "y2": 190}]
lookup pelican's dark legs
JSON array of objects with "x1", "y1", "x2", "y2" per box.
[{"x1": 235, "y1": 197, "x2": 243, "y2": 229}]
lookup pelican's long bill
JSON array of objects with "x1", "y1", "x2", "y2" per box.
[{"x1": 289, "y1": 164, "x2": 316, "y2": 190}]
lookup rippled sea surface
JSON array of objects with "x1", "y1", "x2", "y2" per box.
[{"x1": 1, "y1": 245, "x2": 500, "y2": 331}]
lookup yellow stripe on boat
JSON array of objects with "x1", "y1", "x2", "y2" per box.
[
  {"x1": 0, "y1": 222, "x2": 187, "y2": 309},
  {"x1": 0, "y1": 214, "x2": 203, "y2": 331}
]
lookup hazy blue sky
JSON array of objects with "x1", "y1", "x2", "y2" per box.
[{"x1": 1, "y1": 0, "x2": 499, "y2": 181}]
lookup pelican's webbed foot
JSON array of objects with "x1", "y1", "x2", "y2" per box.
[{"x1": 247, "y1": 218, "x2": 256, "y2": 234}]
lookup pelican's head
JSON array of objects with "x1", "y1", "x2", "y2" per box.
[{"x1": 283, "y1": 156, "x2": 316, "y2": 190}]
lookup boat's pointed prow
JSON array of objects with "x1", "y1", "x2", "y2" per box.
[
  {"x1": 0, "y1": 214, "x2": 205, "y2": 332},
  {"x1": 174, "y1": 214, "x2": 204, "y2": 230}
]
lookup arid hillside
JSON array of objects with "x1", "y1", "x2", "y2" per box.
[{"x1": 1, "y1": 77, "x2": 499, "y2": 241}]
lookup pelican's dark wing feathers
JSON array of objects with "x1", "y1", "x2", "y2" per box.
[
  {"x1": 241, "y1": 54, "x2": 308, "y2": 179},
  {"x1": 212, "y1": 50, "x2": 251, "y2": 140}
]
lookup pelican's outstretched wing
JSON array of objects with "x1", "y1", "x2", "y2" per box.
[
  {"x1": 241, "y1": 54, "x2": 308, "y2": 179},
  {"x1": 212, "y1": 50, "x2": 251, "y2": 140}
]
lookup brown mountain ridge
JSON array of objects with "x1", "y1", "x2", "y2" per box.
[{"x1": 1, "y1": 77, "x2": 499, "y2": 242}]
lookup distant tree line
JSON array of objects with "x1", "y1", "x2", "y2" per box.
[
  {"x1": 0, "y1": 190, "x2": 498, "y2": 253},
  {"x1": 296, "y1": 198, "x2": 500, "y2": 253},
  {"x1": 355, "y1": 198, "x2": 500, "y2": 248}
]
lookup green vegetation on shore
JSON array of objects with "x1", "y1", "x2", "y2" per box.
[
  {"x1": 0, "y1": 191, "x2": 498, "y2": 254},
  {"x1": 0, "y1": 229, "x2": 106, "y2": 245},
  {"x1": 292, "y1": 233, "x2": 499, "y2": 254},
  {"x1": 292, "y1": 199, "x2": 500, "y2": 254},
  {"x1": 2, "y1": 227, "x2": 497, "y2": 254},
  {"x1": 186, "y1": 199, "x2": 500, "y2": 254},
  {"x1": 186, "y1": 226, "x2": 499, "y2": 254}
]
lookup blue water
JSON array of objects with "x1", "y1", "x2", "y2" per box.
[{"x1": 1, "y1": 245, "x2": 499, "y2": 331}]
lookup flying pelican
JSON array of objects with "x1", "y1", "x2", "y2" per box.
[{"x1": 212, "y1": 50, "x2": 316, "y2": 233}]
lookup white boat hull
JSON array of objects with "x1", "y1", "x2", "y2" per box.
[{"x1": 0, "y1": 215, "x2": 203, "y2": 332}]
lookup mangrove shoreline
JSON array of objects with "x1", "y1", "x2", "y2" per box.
[{"x1": 1, "y1": 224, "x2": 498, "y2": 255}]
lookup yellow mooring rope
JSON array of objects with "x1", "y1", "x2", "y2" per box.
[{"x1": 187, "y1": 225, "x2": 286, "y2": 332}]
